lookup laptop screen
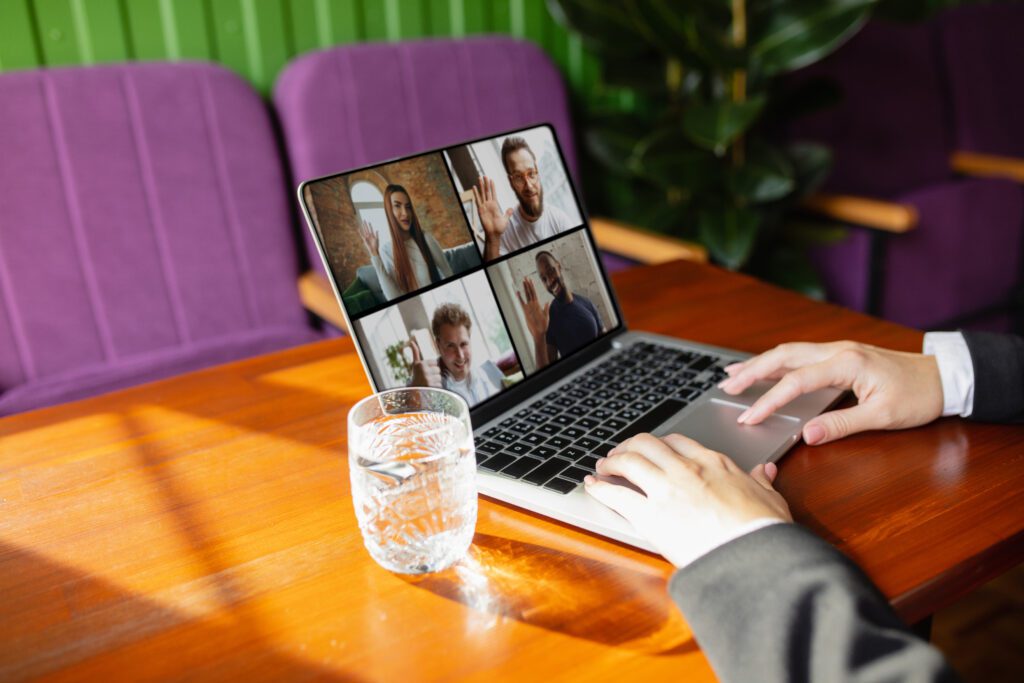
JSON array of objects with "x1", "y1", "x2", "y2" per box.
[{"x1": 300, "y1": 124, "x2": 622, "y2": 411}]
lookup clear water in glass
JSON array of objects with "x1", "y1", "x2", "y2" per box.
[{"x1": 348, "y1": 388, "x2": 477, "y2": 574}]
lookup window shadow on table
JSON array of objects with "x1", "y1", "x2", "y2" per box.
[
  {"x1": 400, "y1": 532, "x2": 698, "y2": 656},
  {"x1": 0, "y1": 541, "x2": 362, "y2": 681}
]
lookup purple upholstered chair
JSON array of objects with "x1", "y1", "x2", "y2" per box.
[
  {"x1": 273, "y1": 36, "x2": 644, "y2": 281},
  {"x1": 787, "y1": 18, "x2": 1024, "y2": 331},
  {"x1": 0, "y1": 63, "x2": 320, "y2": 415}
]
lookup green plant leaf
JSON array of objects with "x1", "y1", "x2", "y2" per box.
[
  {"x1": 682, "y1": 97, "x2": 766, "y2": 154},
  {"x1": 729, "y1": 141, "x2": 796, "y2": 203},
  {"x1": 635, "y1": 126, "x2": 719, "y2": 192},
  {"x1": 546, "y1": 0, "x2": 652, "y2": 56},
  {"x1": 750, "y1": 1, "x2": 875, "y2": 75},
  {"x1": 781, "y1": 219, "x2": 849, "y2": 246},
  {"x1": 786, "y1": 141, "x2": 833, "y2": 198},
  {"x1": 584, "y1": 117, "x2": 645, "y2": 173},
  {"x1": 698, "y1": 208, "x2": 761, "y2": 270},
  {"x1": 756, "y1": 245, "x2": 826, "y2": 299}
]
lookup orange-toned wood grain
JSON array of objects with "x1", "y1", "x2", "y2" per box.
[{"x1": 1, "y1": 260, "x2": 1022, "y2": 682}]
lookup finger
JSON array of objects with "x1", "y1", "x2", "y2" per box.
[
  {"x1": 738, "y1": 357, "x2": 854, "y2": 425},
  {"x1": 583, "y1": 475, "x2": 647, "y2": 521},
  {"x1": 488, "y1": 176, "x2": 497, "y2": 201},
  {"x1": 471, "y1": 183, "x2": 481, "y2": 211},
  {"x1": 505, "y1": 207, "x2": 514, "y2": 218},
  {"x1": 516, "y1": 289, "x2": 526, "y2": 309},
  {"x1": 526, "y1": 278, "x2": 537, "y2": 302},
  {"x1": 408, "y1": 337, "x2": 422, "y2": 363},
  {"x1": 720, "y1": 343, "x2": 829, "y2": 395},
  {"x1": 542, "y1": 301, "x2": 550, "y2": 320},
  {"x1": 803, "y1": 404, "x2": 882, "y2": 445},
  {"x1": 609, "y1": 433, "x2": 694, "y2": 476},
  {"x1": 596, "y1": 451, "x2": 671, "y2": 497},
  {"x1": 749, "y1": 462, "x2": 779, "y2": 491},
  {"x1": 660, "y1": 433, "x2": 731, "y2": 471}
]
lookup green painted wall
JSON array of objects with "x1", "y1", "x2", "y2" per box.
[{"x1": 0, "y1": 0, "x2": 601, "y2": 98}]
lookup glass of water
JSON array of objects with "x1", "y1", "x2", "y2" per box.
[{"x1": 348, "y1": 387, "x2": 477, "y2": 574}]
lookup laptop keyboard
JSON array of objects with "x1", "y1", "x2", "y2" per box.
[{"x1": 474, "y1": 342, "x2": 731, "y2": 494}]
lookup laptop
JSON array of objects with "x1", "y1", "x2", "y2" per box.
[{"x1": 298, "y1": 123, "x2": 841, "y2": 552}]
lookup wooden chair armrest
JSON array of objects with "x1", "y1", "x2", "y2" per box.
[
  {"x1": 802, "y1": 193, "x2": 918, "y2": 233},
  {"x1": 298, "y1": 270, "x2": 347, "y2": 332},
  {"x1": 589, "y1": 216, "x2": 708, "y2": 264},
  {"x1": 950, "y1": 150, "x2": 1024, "y2": 184}
]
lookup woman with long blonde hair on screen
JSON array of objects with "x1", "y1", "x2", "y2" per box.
[{"x1": 357, "y1": 184, "x2": 453, "y2": 300}]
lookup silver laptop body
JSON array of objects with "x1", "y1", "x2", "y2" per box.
[{"x1": 298, "y1": 124, "x2": 841, "y2": 552}]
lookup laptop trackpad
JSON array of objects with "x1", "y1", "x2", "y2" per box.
[{"x1": 655, "y1": 400, "x2": 801, "y2": 471}]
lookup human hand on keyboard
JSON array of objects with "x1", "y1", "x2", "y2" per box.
[
  {"x1": 717, "y1": 341, "x2": 943, "y2": 445},
  {"x1": 584, "y1": 433, "x2": 791, "y2": 569}
]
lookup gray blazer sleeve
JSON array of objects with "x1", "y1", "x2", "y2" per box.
[
  {"x1": 961, "y1": 331, "x2": 1024, "y2": 423},
  {"x1": 668, "y1": 524, "x2": 960, "y2": 683}
]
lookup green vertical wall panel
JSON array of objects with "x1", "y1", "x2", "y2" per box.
[
  {"x1": 73, "y1": 0, "x2": 129, "y2": 63},
  {"x1": 0, "y1": 0, "x2": 40, "y2": 70},
  {"x1": 490, "y1": 0, "x2": 512, "y2": 34},
  {"x1": 361, "y1": 0, "x2": 388, "y2": 40},
  {"x1": 165, "y1": 0, "x2": 214, "y2": 61},
  {"x1": 34, "y1": 0, "x2": 84, "y2": 66},
  {"x1": 0, "y1": 0, "x2": 604, "y2": 118},
  {"x1": 124, "y1": 0, "x2": 168, "y2": 60}
]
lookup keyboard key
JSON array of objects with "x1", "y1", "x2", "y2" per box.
[
  {"x1": 494, "y1": 431, "x2": 518, "y2": 444},
  {"x1": 477, "y1": 441, "x2": 501, "y2": 455},
  {"x1": 577, "y1": 455, "x2": 599, "y2": 471},
  {"x1": 537, "y1": 423, "x2": 561, "y2": 436},
  {"x1": 554, "y1": 397, "x2": 575, "y2": 408},
  {"x1": 581, "y1": 397, "x2": 603, "y2": 408},
  {"x1": 480, "y1": 453, "x2": 516, "y2": 472},
  {"x1": 576, "y1": 417, "x2": 600, "y2": 429},
  {"x1": 499, "y1": 417, "x2": 518, "y2": 428},
  {"x1": 559, "y1": 446, "x2": 587, "y2": 461},
  {"x1": 506, "y1": 442, "x2": 531, "y2": 456},
  {"x1": 566, "y1": 406, "x2": 590, "y2": 417},
  {"x1": 561, "y1": 426, "x2": 586, "y2": 439},
  {"x1": 642, "y1": 393, "x2": 662, "y2": 404},
  {"x1": 630, "y1": 401, "x2": 653, "y2": 413},
  {"x1": 567, "y1": 388, "x2": 587, "y2": 399},
  {"x1": 591, "y1": 408, "x2": 614, "y2": 420},
  {"x1": 592, "y1": 442, "x2": 615, "y2": 457},
  {"x1": 523, "y1": 433, "x2": 547, "y2": 446},
  {"x1": 590, "y1": 427, "x2": 615, "y2": 441},
  {"x1": 524, "y1": 458, "x2": 572, "y2": 485},
  {"x1": 561, "y1": 467, "x2": 590, "y2": 483},
  {"x1": 553, "y1": 414, "x2": 575, "y2": 426},
  {"x1": 524, "y1": 413, "x2": 547, "y2": 425},
  {"x1": 576, "y1": 437, "x2": 601, "y2": 451},
  {"x1": 689, "y1": 355, "x2": 715, "y2": 372},
  {"x1": 501, "y1": 456, "x2": 543, "y2": 479},
  {"x1": 543, "y1": 477, "x2": 578, "y2": 494},
  {"x1": 612, "y1": 399, "x2": 688, "y2": 442},
  {"x1": 483, "y1": 427, "x2": 502, "y2": 438},
  {"x1": 539, "y1": 405, "x2": 561, "y2": 416},
  {"x1": 603, "y1": 401, "x2": 626, "y2": 412},
  {"x1": 533, "y1": 445, "x2": 558, "y2": 459},
  {"x1": 604, "y1": 417, "x2": 628, "y2": 431},
  {"x1": 475, "y1": 450, "x2": 488, "y2": 465},
  {"x1": 547, "y1": 436, "x2": 572, "y2": 449}
]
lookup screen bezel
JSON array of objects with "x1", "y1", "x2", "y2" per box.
[{"x1": 297, "y1": 122, "x2": 630, "y2": 427}]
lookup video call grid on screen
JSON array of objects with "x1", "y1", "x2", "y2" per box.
[{"x1": 300, "y1": 124, "x2": 625, "y2": 411}]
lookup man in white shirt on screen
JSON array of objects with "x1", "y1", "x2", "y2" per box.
[
  {"x1": 407, "y1": 303, "x2": 503, "y2": 407},
  {"x1": 473, "y1": 137, "x2": 574, "y2": 261}
]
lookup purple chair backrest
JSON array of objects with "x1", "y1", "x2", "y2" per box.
[
  {"x1": 784, "y1": 19, "x2": 953, "y2": 198},
  {"x1": 940, "y1": 3, "x2": 1024, "y2": 159},
  {"x1": 0, "y1": 63, "x2": 310, "y2": 404},
  {"x1": 273, "y1": 36, "x2": 578, "y2": 270}
]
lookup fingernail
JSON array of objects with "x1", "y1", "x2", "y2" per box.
[
  {"x1": 737, "y1": 409, "x2": 750, "y2": 424},
  {"x1": 724, "y1": 363, "x2": 742, "y2": 374},
  {"x1": 583, "y1": 475, "x2": 594, "y2": 485},
  {"x1": 717, "y1": 378, "x2": 731, "y2": 389},
  {"x1": 765, "y1": 462, "x2": 778, "y2": 479},
  {"x1": 804, "y1": 424, "x2": 826, "y2": 445}
]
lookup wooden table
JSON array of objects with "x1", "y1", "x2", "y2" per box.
[{"x1": 2, "y1": 260, "x2": 1022, "y2": 681}]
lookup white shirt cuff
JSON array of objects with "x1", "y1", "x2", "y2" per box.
[
  {"x1": 677, "y1": 518, "x2": 786, "y2": 569},
  {"x1": 923, "y1": 331, "x2": 975, "y2": 418}
]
